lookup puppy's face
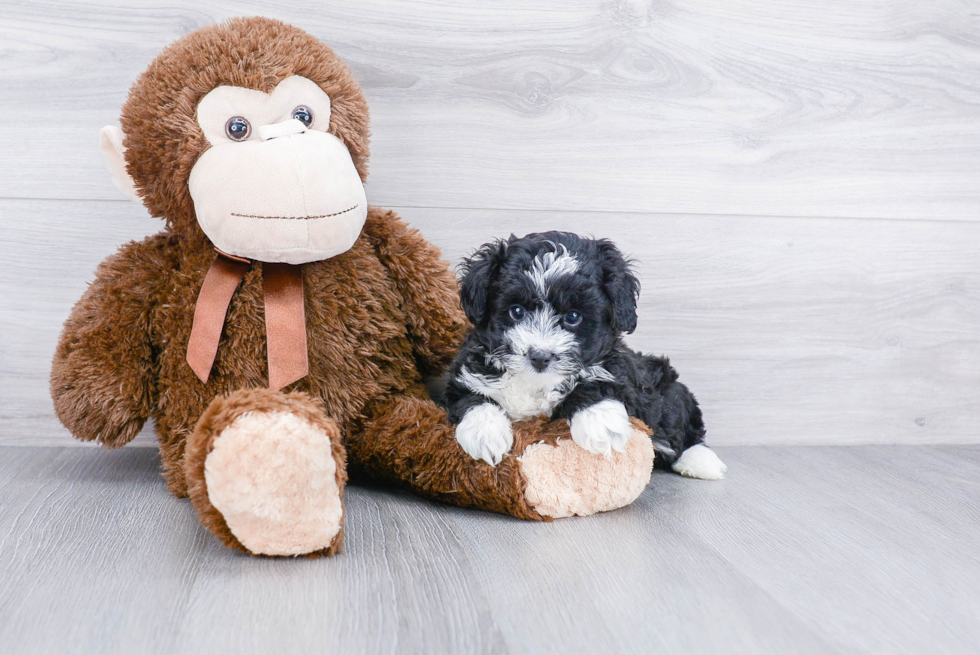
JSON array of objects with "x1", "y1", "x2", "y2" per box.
[{"x1": 459, "y1": 232, "x2": 640, "y2": 378}]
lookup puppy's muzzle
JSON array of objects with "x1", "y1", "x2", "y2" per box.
[{"x1": 528, "y1": 347, "x2": 555, "y2": 372}]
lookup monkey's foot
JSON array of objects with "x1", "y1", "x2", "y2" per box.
[
  {"x1": 185, "y1": 389, "x2": 347, "y2": 557},
  {"x1": 513, "y1": 417, "x2": 654, "y2": 519}
]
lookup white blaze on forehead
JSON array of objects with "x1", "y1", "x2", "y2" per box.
[{"x1": 526, "y1": 246, "x2": 579, "y2": 296}]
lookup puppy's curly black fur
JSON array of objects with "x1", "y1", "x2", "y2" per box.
[{"x1": 445, "y1": 231, "x2": 725, "y2": 478}]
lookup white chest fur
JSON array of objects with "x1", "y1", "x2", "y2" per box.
[{"x1": 459, "y1": 368, "x2": 571, "y2": 421}]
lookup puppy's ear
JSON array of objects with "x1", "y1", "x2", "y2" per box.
[
  {"x1": 458, "y1": 239, "x2": 509, "y2": 326},
  {"x1": 597, "y1": 240, "x2": 640, "y2": 334}
]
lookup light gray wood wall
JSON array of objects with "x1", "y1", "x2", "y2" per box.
[{"x1": 1, "y1": 1, "x2": 978, "y2": 446}]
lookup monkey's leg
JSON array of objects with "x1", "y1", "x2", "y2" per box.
[
  {"x1": 183, "y1": 389, "x2": 347, "y2": 557},
  {"x1": 347, "y1": 390, "x2": 655, "y2": 520}
]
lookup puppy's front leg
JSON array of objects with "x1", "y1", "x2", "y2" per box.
[
  {"x1": 454, "y1": 403, "x2": 514, "y2": 466},
  {"x1": 555, "y1": 385, "x2": 633, "y2": 458}
]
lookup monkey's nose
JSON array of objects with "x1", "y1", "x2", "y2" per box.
[
  {"x1": 255, "y1": 118, "x2": 308, "y2": 141},
  {"x1": 528, "y1": 348, "x2": 555, "y2": 372}
]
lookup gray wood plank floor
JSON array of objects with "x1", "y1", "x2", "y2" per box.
[{"x1": 1, "y1": 445, "x2": 977, "y2": 655}]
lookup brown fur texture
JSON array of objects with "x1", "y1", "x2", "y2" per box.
[
  {"x1": 349, "y1": 385, "x2": 545, "y2": 521},
  {"x1": 184, "y1": 388, "x2": 347, "y2": 557},
  {"x1": 50, "y1": 204, "x2": 483, "y2": 500},
  {"x1": 49, "y1": 18, "x2": 540, "y2": 540},
  {"x1": 509, "y1": 416, "x2": 650, "y2": 454},
  {"x1": 50, "y1": 18, "x2": 644, "y2": 555}
]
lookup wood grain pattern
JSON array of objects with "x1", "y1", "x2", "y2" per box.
[
  {"x1": 1, "y1": 445, "x2": 977, "y2": 654},
  {"x1": 1, "y1": 1, "x2": 979, "y2": 219},
  {"x1": 2, "y1": 6, "x2": 977, "y2": 653},
  {"x1": 2, "y1": 199, "x2": 978, "y2": 447}
]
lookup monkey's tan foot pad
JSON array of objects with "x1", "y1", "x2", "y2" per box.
[
  {"x1": 185, "y1": 389, "x2": 347, "y2": 557},
  {"x1": 513, "y1": 418, "x2": 654, "y2": 519}
]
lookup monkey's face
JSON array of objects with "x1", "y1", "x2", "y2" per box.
[{"x1": 187, "y1": 75, "x2": 367, "y2": 264}]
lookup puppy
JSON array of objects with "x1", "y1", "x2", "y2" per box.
[{"x1": 444, "y1": 231, "x2": 727, "y2": 480}]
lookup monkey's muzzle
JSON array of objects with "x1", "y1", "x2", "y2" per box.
[{"x1": 189, "y1": 129, "x2": 367, "y2": 265}]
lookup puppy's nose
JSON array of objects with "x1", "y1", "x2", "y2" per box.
[{"x1": 528, "y1": 348, "x2": 555, "y2": 372}]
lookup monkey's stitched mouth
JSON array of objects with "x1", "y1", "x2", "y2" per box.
[{"x1": 230, "y1": 204, "x2": 359, "y2": 220}]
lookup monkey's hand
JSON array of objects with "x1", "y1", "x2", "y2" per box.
[{"x1": 50, "y1": 237, "x2": 163, "y2": 447}]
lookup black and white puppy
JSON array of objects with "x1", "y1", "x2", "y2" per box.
[{"x1": 444, "y1": 231, "x2": 726, "y2": 480}]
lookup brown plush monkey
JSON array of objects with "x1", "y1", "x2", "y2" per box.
[{"x1": 51, "y1": 17, "x2": 654, "y2": 557}]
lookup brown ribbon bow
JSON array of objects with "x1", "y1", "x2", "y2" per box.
[{"x1": 186, "y1": 250, "x2": 309, "y2": 391}]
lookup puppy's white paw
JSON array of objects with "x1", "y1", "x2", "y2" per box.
[
  {"x1": 455, "y1": 403, "x2": 514, "y2": 466},
  {"x1": 672, "y1": 444, "x2": 728, "y2": 480},
  {"x1": 569, "y1": 399, "x2": 633, "y2": 459}
]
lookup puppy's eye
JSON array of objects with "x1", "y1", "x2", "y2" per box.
[
  {"x1": 509, "y1": 305, "x2": 526, "y2": 321},
  {"x1": 563, "y1": 310, "x2": 582, "y2": 327},
  {"x1": 225, "y1": 116, "x2": 251, "y2": 141},
  {"x1": 291, "y1": 105, "x2": 314, "y2": 127}
]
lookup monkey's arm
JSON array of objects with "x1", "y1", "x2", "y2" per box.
[
  {"x1": 50, "y1": 237, "x2": 166, "y2": 447},
  {"x1": 362, "y1": 207, "x2": 469, "y2": 376}
]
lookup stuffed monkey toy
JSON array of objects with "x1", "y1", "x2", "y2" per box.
[{"x1": 51, "y1": 17, "x2": 655, "y2": 557}]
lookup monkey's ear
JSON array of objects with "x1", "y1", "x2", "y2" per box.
[
  {"x1": 99, "y1": 125, "x2": 141, "y2": 203},
  {"x1": 458, "y1": 240, "x2": 508, "y2": 326},
  {"x1": 598, "y1": 240, "x2": 640, "y2": 334}
]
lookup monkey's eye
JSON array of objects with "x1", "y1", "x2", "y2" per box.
[
  {"x1": 563, "y1": 310, "x2": 582, "y2": 327},
  {"x1": 291, "y1": 105, "x2": 314, "y2": 127},
  {"x1": 509, "y1": 305, "x2": 526, "y2": 321},
  {"x1": 225, "y1": 116, "x2": 251, "y2": 141}
]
